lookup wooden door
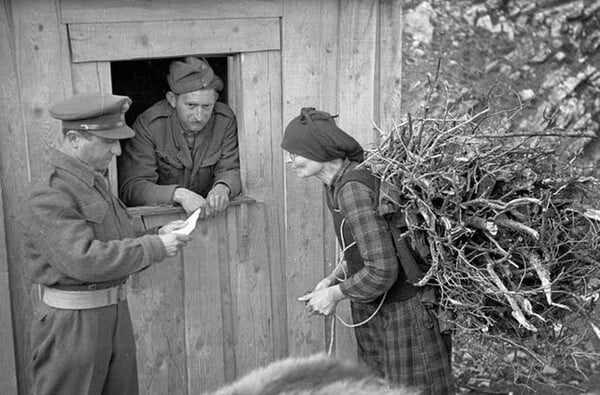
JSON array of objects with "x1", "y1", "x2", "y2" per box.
[
  {"x1": 71, "y1": 46, "x2": 285, "y2": 393},
  {"x1": 126, "y1": 199, "x2": 277, "y2": 394}
]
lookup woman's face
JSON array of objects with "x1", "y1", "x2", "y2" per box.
[{"x1": 287, "y1": 152, "x2": 324, "y2": 178}]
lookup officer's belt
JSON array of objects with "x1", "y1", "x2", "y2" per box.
[{"x1": 39, "y1": 283, "x2": 128, "y2": 310}]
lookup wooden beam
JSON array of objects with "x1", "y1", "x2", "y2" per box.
[
  {"x1": 337, "y1": 0, "x2": 379, "y2": 148},
  {"x1": 60, "y1": 0, "x2": 283, "y2": 24},
  {"x1": 330, "y1": 0, "x2": 380, "y2": 361},
  {"x1": 183, "y1": 214, "x2": 227, "y2": 392},
  {"x1": 69, "y1": 18, "x2": 281, "y2": 63},
  {"x1": 1, "y1": 1, "x2": 74, "y2": 392},
  {"x1": 235, "y1": 51, "x2": 287, "y2": 360},
  {"x1": 10, "y1": 1, "x2": 73, "y2": 181},
  {"x1": 226, "y1": 203, "x2": 275, "y2": 378},
  {"x1": 379, "y1": 0, "x2": 403, "y2": 134},
  {"x1": 71, "y1": 62, "x2": 112, "y2": 95},
  {"x1": 126, "y1": 195, "x2": 256, "y2": 217},
  {"x1": 0, "y1": 191, "x2": 18, "y2": 395},
  {"x1": 70, "y1": 62, "x2": 120, "y2": 193},
  {"x1": 128, "y1": 212, "x2": 188, "y2": 395},
  {"x1": 281, "y1": 0, "x2": 339, "y2": 357}
]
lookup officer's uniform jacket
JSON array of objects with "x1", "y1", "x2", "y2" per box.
[
  {"x1": 118, "y1": 100, "x2": 241, "y2": 206},
  {"x1": 25, "y1": 148, "x2": 167, "y2": 287}
]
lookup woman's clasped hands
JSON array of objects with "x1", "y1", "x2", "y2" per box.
[{"x1": 298, "y1": 278, "x2": 345, "y2": 316}]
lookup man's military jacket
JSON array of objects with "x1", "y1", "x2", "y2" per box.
[
  {"x1": 118, "y1": 100, "x2": 241, "y2": 206},
  {"x1": 24, "y1": 148, "x2": 167, "y2": 288}
]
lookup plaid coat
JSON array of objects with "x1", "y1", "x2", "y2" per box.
[{"x1": 327, "y1": 160, "x2": 454, "y2": 394}]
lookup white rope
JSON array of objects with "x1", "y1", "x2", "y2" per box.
[
  {"x1": 327, "y1": 216, "x2": 388, "y2": 355},
  {"x1": 334, "y1": 293, "x2": 386, "y2": 328},
  {"x1": 327, "y1": 317, "x2": 336, "y2": 356}
]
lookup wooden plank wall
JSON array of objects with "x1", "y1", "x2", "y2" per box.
[
  {"x1": 281, "y1": 0, "x2": 340, "y2": 358},
  {"x1": 131, "y1": 212, "x2": 187, "y2": 395},
  {"x1": 233, "y1": 50, "x2": 287, "y2": 363},
  {"x1": 0, "y1": 4, "x2": 26, "y2": 392},
  {"x1": 1, "y1": 0, "x2": 404, "y2": 393},
  {"x1": 219, "y1": 203, "x2": 275, "y2": 378},
  {"x1": 338, "y1": 0, "x2": 379, "y2": 148},
  {"x1": 0, "y1": 192, "x2": 18, "y2": 395},
  {"x1": 379, "y1": 0, "x2": 403, "y2": 133},
  {"x1": 70, "y1": 36, "x2": 283, "y2": 395},
  {"x1": 183, "y1": 212, "x2": 228, "y2": 391},
  {"x1": 60, "y1": 0, "x2": 283, "y2": 23},
  {"x1": 333, "y1": 0, "x2": 380, "y2": 359},
  {"x1": 0, "y1": 4, "x2": 20, "y2": 392},
  {"x1": 69, "y1": 19, "x2": 281, "y2": 62},
  {"x1": 68, "y1": 4, "x2": 286, "y2": 393},
  {"x1": 281, "y1": 0, "x2": 403, "y2": 361},
  {"x1": 65, "y1": 3, "x2": 287, "y2": 392},
  {"x1": 126, "y1": 201, "x2": 276, "y2": 394},
  {"x1": 0, "y1": 0, "x2": 73, "y2": 393},
  {"x1": 70, "y1": 62, "x2": 119, "y2": 191}
]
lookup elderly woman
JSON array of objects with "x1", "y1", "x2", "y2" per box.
[{"x1": 282, "y1": 108, "x2": 454, "y2": 394}]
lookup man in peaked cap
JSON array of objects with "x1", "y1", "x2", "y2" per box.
[
  {"x1": 118, "y1": 56, "x2": 241, "y2": 218},
  {"x1": 24, "y1": 93, "x2": 190, "y2": 395}
]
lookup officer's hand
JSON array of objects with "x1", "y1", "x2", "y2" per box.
[
  {"x1": 158, "y1": 220, "x2": 187, "y2": 235},
  {"x1": 158, "y1": 233, "x2": 189, "y2": 257},
  {"x1": 207, "y1": 184, "x2": 230, "y2": 213},
  {"x1": 174, "y1": 188, "x2": 211, "y2": 217}
]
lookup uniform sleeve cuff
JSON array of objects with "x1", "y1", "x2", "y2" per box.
[
  {"x1": 213, "y1": 182, "x2": 232, "y2": 195},
  {"x1": 139, "y1": 234, "x2": 167, "y2": 263},
  {"x1": 153, "y1": 184, "x2": 179, "y2": 205}
]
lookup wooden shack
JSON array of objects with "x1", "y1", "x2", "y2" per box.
[{"x1": 0, "y1": 0, "x2": 403, "y2": 393}]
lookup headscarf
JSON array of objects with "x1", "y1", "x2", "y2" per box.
[{"x1": 281, "y1": 107, "x2": 364, "y2": 162}]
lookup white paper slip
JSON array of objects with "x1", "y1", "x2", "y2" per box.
[{"x1": 173, "y1": 208, "x2": 201, "y2": 236}]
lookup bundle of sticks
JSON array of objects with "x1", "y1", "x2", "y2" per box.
[{"x1": 365, "y1": 107, "x2": 600, "y2": 378}]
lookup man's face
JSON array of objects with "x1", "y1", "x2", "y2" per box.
[
  {"x1": 76, "y1": 133, "x2": 122, "y2": 172},
  {"x1": 168, "y1": 90, "x2": 218, "y2": 133}
]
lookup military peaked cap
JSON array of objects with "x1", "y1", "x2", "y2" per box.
[{"x1": 50, "y1": 93, "x2": 135, "y2": 139}]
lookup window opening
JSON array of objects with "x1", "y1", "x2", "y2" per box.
[{"x1": 111, "y1": 56, "x2": 229, "y2": 125}]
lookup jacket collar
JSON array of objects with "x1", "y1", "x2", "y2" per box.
[
  {"x1": 169, "y1": 109, "x2": 216, "y2": 169},
  {"x1": 48, "y1": 147, "x2": 98, "y2": 188},
  {"x1": 330, "y1": 159, "x2": 356, "y2": 190}
]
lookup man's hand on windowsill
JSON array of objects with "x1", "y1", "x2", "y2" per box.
[
  {"x1": 206, "y1": 183, "x2": 230, "y2": 213},
  {"x1": 173, "y1": 187, "x2": 210, "y2": 216}
]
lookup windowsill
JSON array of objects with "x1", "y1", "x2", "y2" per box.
[{"x1": 126, "y1": 195, "x2": 256, "y2": 217}]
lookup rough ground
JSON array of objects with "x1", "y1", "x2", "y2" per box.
[{"x1": 400, "y1": 1, "x2": 600, "y2": 393}]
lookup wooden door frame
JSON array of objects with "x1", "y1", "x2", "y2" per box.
[
  {"x1": 0, "y1": 190, "x2": 18, "y2": 395},
  {"x1": 68, "y1": 15, "x2": 286, "y2": 393}
]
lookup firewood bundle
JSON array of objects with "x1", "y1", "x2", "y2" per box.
[{"x1": 364, "y1": 108, "x2": 600, "y2": 378}]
